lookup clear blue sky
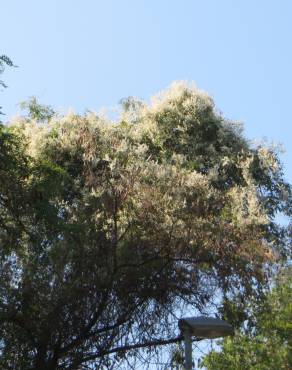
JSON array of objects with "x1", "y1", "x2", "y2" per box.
[{"x1": 2, "y1": 0, "x2": 292, "y2": 182}]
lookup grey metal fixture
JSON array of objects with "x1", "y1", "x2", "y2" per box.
[{"x1": 178, "y1": 316, "x2": 233, "y2": 369}]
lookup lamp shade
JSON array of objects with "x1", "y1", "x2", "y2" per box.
[{"x1": 178, "y1": 316, "x2": 233, "y2": 339}]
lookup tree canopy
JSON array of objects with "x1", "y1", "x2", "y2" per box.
[
  {"x1": 202, "y1": 266, "x2": 292, "y2": 370},
  {"x1": 0, "y1": 82, "x2": 291, "y2": 369}
]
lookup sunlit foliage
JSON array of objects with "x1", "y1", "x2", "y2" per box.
[
  {"x1": 202, "y1": 266, "x2": 292, "y2": 370},
  {"x1": 0, "y1": 82, "x2": 291, "y2": 369}
]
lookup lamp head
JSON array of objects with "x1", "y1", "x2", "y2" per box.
[{"x1": 178, "y1": 316, "x2": 233, "y2": 339}]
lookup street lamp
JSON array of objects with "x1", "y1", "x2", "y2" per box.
[{"x1": 178, "y1": 316, "x2": 233, "y2": 369}]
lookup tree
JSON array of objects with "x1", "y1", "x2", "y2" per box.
[
  {"x1": 0, "y1": 82, "x2": 291, "y2": 369},
  {"x1": 0, "y1": 55, "x2": 15, "y2": 117},
  {"x1": 19, "y1": 96, "x2": 55, "y2": 122},
  {"x1": 201, "y1": 266, "x2": 292, "y2": 370}
]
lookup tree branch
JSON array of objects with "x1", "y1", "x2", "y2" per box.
[{"x1": 71, "y1": 335, "x2": 188, "y2": 369}]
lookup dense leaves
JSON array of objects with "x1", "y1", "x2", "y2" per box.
[
  {"x1": 202, "y1": 267, "x2": 292, "y2": 370},
  {"x1": 0, "y1": 82, "x2": 291, "y2": 369}
]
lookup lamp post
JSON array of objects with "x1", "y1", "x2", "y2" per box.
[{"x1": 178, "y1": 316, "x2": 233, "y2": 370}]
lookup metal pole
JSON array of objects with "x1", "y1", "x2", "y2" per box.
[{"x1": 184, "y1": 329, "x2": 193, "y2": 370}]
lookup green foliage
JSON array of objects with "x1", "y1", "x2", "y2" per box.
[
  {"x1": 0, "y1": 82, "x2": 291, "y2": 369},
  {"x1": 0, "y1": 55, "x2": 14, "y2": 89},
  {"x1": 20, "y1": 96, "x2": 55, "y2": 121},
  {"x1": 202, "y1": 267, "x2": 292, "y2": 370},
  {"x1": 0, "y1": 55, "x2": 15, "y2": 117}
]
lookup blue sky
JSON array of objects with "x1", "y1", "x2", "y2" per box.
[{"x1": 2, "y1": 0, "x2": 292, "y2": 182}]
